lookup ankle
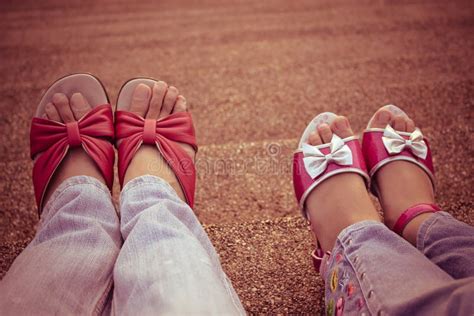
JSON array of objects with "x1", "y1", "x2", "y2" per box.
[
  {"x1": 124, "y1": 145, "x2": 186, "y2": 200},
  {"x1": 44, "y1": 148, "x2": 105, "y2": 204},
  {"x1": 312, "y1": 212, "x2": 381, "y2": 252},
  {"x1": 306, "y1": 174, "x2": 380, "y2": 252}
]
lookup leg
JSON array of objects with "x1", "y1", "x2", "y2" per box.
[
  {"x1": 305, "y1": 117, "x2": 473, "y2": 315},
  {"x1": 369, "y1": 109, "x2": 474, "y2": 278},
  {"x1": 417, "y1": 211, "x2": 474, "y2": 279},
  {"x1": 369, "y1": 108, "x2": 436, "y2": 246},
  {"x1": 113, "y1": 176, "x2": 244, "y2": 315},
  {"x1": 323, "y1": 221, "x2": 474, "y2": 315},
  {"x1": 0, "y1": 176, "x2": 121, "y2": 315},
  {"x1": 113, "y1": 82, "x2": 244, "y2": 314},
  {"x1": 0, "y1": 92, "x2": 121, "y2": 315}
]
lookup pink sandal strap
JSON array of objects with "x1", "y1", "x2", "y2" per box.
[
  {"x1": 392, "y1": 203, "x2": 440, "y2": 235},
  {"x1": 311, "y1": 248, "x2": 327, "y2": 272},
  {"x1": 115, "y1": 110, "x2": 198, "y2": 208},
  {"x1": 30, "y1": 104, "x2": 115, "y2": 213}
]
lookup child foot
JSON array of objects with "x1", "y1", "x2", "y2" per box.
[
  {"x1": 122, "y1": 82, "x2": 196, "y2": 202},
  {"x1": 42, "y1": 93, "x2": 105, "y2": 204},
  {"x1": 369, "y1": 108, "x2": 436, "y2": 245},
  {"x1": 305, "y1": 116, "x2": 380, "y2": 252}
]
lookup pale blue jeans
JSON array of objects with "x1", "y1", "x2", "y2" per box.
[
  {"x1": 321, "y1": 215, "x2": 474, "y2": 315},
  {"x1": 0, "y1": 175, "x2": 245, "y2": 315}
]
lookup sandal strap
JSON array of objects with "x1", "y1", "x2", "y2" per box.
[
  {"x1": 30, "y1": 104, "x2": 115, "y2": 213},
  {"x1": 115, "y1": 110, "x2": 198, "y2": 207},
  {"x1": 311, "y1": 248, "x2": 328, "y2": 273},
  {"x1": 392, "y1": 203, "x2": 440, "y2": 235}
]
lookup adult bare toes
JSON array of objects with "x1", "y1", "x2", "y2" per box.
[
  {"x1": 173, "y1": 95, "x2": 187, "y2": 113},
  {"x1": 130, "y1": 84, "x2": 151, "y2": 117},
  {"x1": 147, "y1": 81, "x2": 167, "y2": 119},
  {"x1": 159, "y1": 86, "x2": 179, "y2": 119},
  {"x1": 52, "y1": 93, "x2": 74, "y2": 123},
  {"x1": 70, "y1": 93, "x2": 92, "y2": 120},
  {"x1": 45, "y1": 102, "x2": 61, "y2": 122}
]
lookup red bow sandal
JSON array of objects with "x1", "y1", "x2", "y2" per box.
[
  {"x1": 114, "y1": 78, "x2": 198, "y2": 207},
  {"x1": 30, "y1": 74, "x2": 115, "y2": 213},
  {"x1": 292, "y1": 112, "x2": 369, "y2": 272},
  {"x1": 362, "y1": 104, "x2": 439, "y2": 235}
]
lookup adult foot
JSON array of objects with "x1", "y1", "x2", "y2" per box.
[
  {"x1": 42, "y1": 92, "x2": 105, "y2": 204},
  {"x1": 369, "y1": 108, "x2": 435, "y2": 245},
  {"x1": 122, "y1": 82, "x2": 196, "y2": 202},
  {"x1": 305, "y1": 116, "x2": 380, "y2": 252}
]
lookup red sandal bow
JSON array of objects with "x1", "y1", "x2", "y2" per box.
[
  {"x1": 30, "y1": 104, "x2": 115, "y2": 212},
  {"x1": 115, "y1": 111, "x2": 198, "y2": 207}
]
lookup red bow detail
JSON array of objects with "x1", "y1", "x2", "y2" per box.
[
  {"x1": 30, "y1": 104, "x2": 115, "y2": 211},
  {"x1": 115, "y1": 111, "x2": 197, "y2": 207}
]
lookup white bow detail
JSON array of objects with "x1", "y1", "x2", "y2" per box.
[
  {"x1": 302, "y1": 134, "x2": 353, "y2": 179},
  {"x1": 382, "y1": 125, "x2": 428, "y2": 159}
]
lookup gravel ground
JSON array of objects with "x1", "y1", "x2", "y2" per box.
[{"x1": 0, "y1": 0, "x2": 473, "y2": 314}]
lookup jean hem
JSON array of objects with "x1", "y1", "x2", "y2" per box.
[
  {"x1": 120, "y1": 175, "x2": 178, "y2": 196},
  {"x1": 42, "y1": 175, "x2": 112, "y2": 219},
  {"x1": 416, "y1": 211, "x2": 450, "y2": 252},
  {"x1": 336, "y1": 220, "x2": 384, "y2": 244}
]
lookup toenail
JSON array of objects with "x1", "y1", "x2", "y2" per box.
[
  {"x1": 71, "y1": 93, "x2": 82, "y2": 101},
  {"x1": 136, "y1": 85, "x2": 150, "y2": 99},
  {"x1": 53, "y1": 93, "x2": 66, "y2": 103},
  {"x1": 71, "y1": 94, "x2": 85, "y2": 106},
  {"x1": 318, "y1": 123, "x2": 329, "y2": 131}
]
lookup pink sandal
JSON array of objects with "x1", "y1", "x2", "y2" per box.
[
  {"x1": 114, "y1": 78, "x2": 198, "y2": 207},
  {"x1": 362, "y1": 104, "x2": 439, "y2": 235},
  {"x1": 292, "y1": 112, "x2": 369, "y2": 272},
  {"x1": 30, "y1": 74, "x2": 115, "y2": 213}
]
